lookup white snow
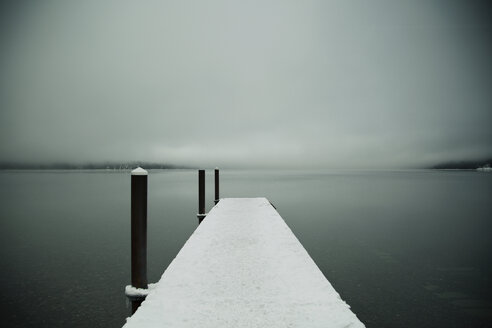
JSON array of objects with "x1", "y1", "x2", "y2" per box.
[
  {"x1": 123, "y1": 198, "x2": 365, "y2": 328},
  {"x1": 477, "y1": 165, "x2": 492, "y2": 172},
  {"x1": 125, "y1": 284, "x2": 157, "y2": 298},
  {"x1": 131, "y1": 167, "x2": 148, "y2": 175}
]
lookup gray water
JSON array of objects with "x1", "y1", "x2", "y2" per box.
[{"x1": 0, "y1": 169, "x2": 491, "y2": 327}]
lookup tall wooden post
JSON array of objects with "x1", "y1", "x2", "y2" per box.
[
  {"x1": 197, "y1": 169, "x2": 206, "y2": 223},
  {"x1": 214, "y1": 168, "x2": 220, "y2": 205},
  {"x1": 131, "y1": 167, "x2": 148, "y2": 290}
]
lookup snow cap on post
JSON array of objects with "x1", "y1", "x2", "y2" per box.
[{"x1": 132, "y1": 167, "x2": 148, "y2": 176}]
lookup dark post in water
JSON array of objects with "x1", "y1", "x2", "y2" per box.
[
  {"x1": 214, "y1": 168, "x2": 220, "y2": 205},
  {"x1": 131, "y1": 167, "x2": 148, "y2": 290},
  {"x1": 198, "y1": 169, "x2": 206, "y2": 223}
]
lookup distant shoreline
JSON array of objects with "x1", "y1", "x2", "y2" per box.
[
  {"x1": 0, "y1": 163, "x2": 194, "y2": 170},
  {"x1": 1, "y1": 160, "x2": 491, "y2": 171},
  {"x1": 430, "y1": 158, "x2": 492, "y2": 170}
]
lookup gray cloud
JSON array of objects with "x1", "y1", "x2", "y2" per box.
[{"x1": 1, "y1": 0, "x2": 491, "y2": 168}]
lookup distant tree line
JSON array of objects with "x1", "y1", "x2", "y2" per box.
[
  {"x1": 432, "y1": 158, "x2": 492, "y2": 170},
  {"x1": 0, "y1": 162, "x2": 194, "y2": 170}
]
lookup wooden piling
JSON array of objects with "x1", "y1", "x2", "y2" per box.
[
  {"x1": 214, "y1": 168, "x2": 219, "y2": 205},
  {"x1": 130, "y1": 167, "x2": 148, "y2": 290},
  {"x1": 197, "y1": 169, "x2": 206, "y2": 223}
]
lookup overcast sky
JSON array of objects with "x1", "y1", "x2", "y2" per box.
[{"x1": 1, "y1": 0, "x2": 491, "y2": 168}]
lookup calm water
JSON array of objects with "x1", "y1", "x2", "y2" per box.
[{"x1": 0, "y1": 169, "x2": 491, "y2": 327}]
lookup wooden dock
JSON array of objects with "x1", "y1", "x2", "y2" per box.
[{"x1": 123, "y1": 198, "x2": 364, "y2": 327}]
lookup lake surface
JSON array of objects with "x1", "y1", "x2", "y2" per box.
[{"x1": 0, "y1": 169, "x2": 491, "y2": 327}]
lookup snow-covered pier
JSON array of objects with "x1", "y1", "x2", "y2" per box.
[{"x1": 123, "y1": 197, "x2": 364, "y2": 328}]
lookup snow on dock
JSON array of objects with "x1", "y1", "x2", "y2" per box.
[{"x1": 123, "y1": 198, "x2": 364, "y2": 328}]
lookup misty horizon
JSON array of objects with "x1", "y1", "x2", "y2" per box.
[
  {"x1": 1, "y1": 1, "x2": 491, "y2": 168},
  {"x1": 0, "y1": 156, "x2": 492, "y2": 170}
]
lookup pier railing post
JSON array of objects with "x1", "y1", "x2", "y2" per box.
[
  {"x1": 131, "y1": 167, "x2": 148, "y2": 290},
  {"x1": 197, "y1": 169, "x2": 206, "y2": 223},
  {"x1": 214, "y1": 168, "x2": 220, "y2": 205}
]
